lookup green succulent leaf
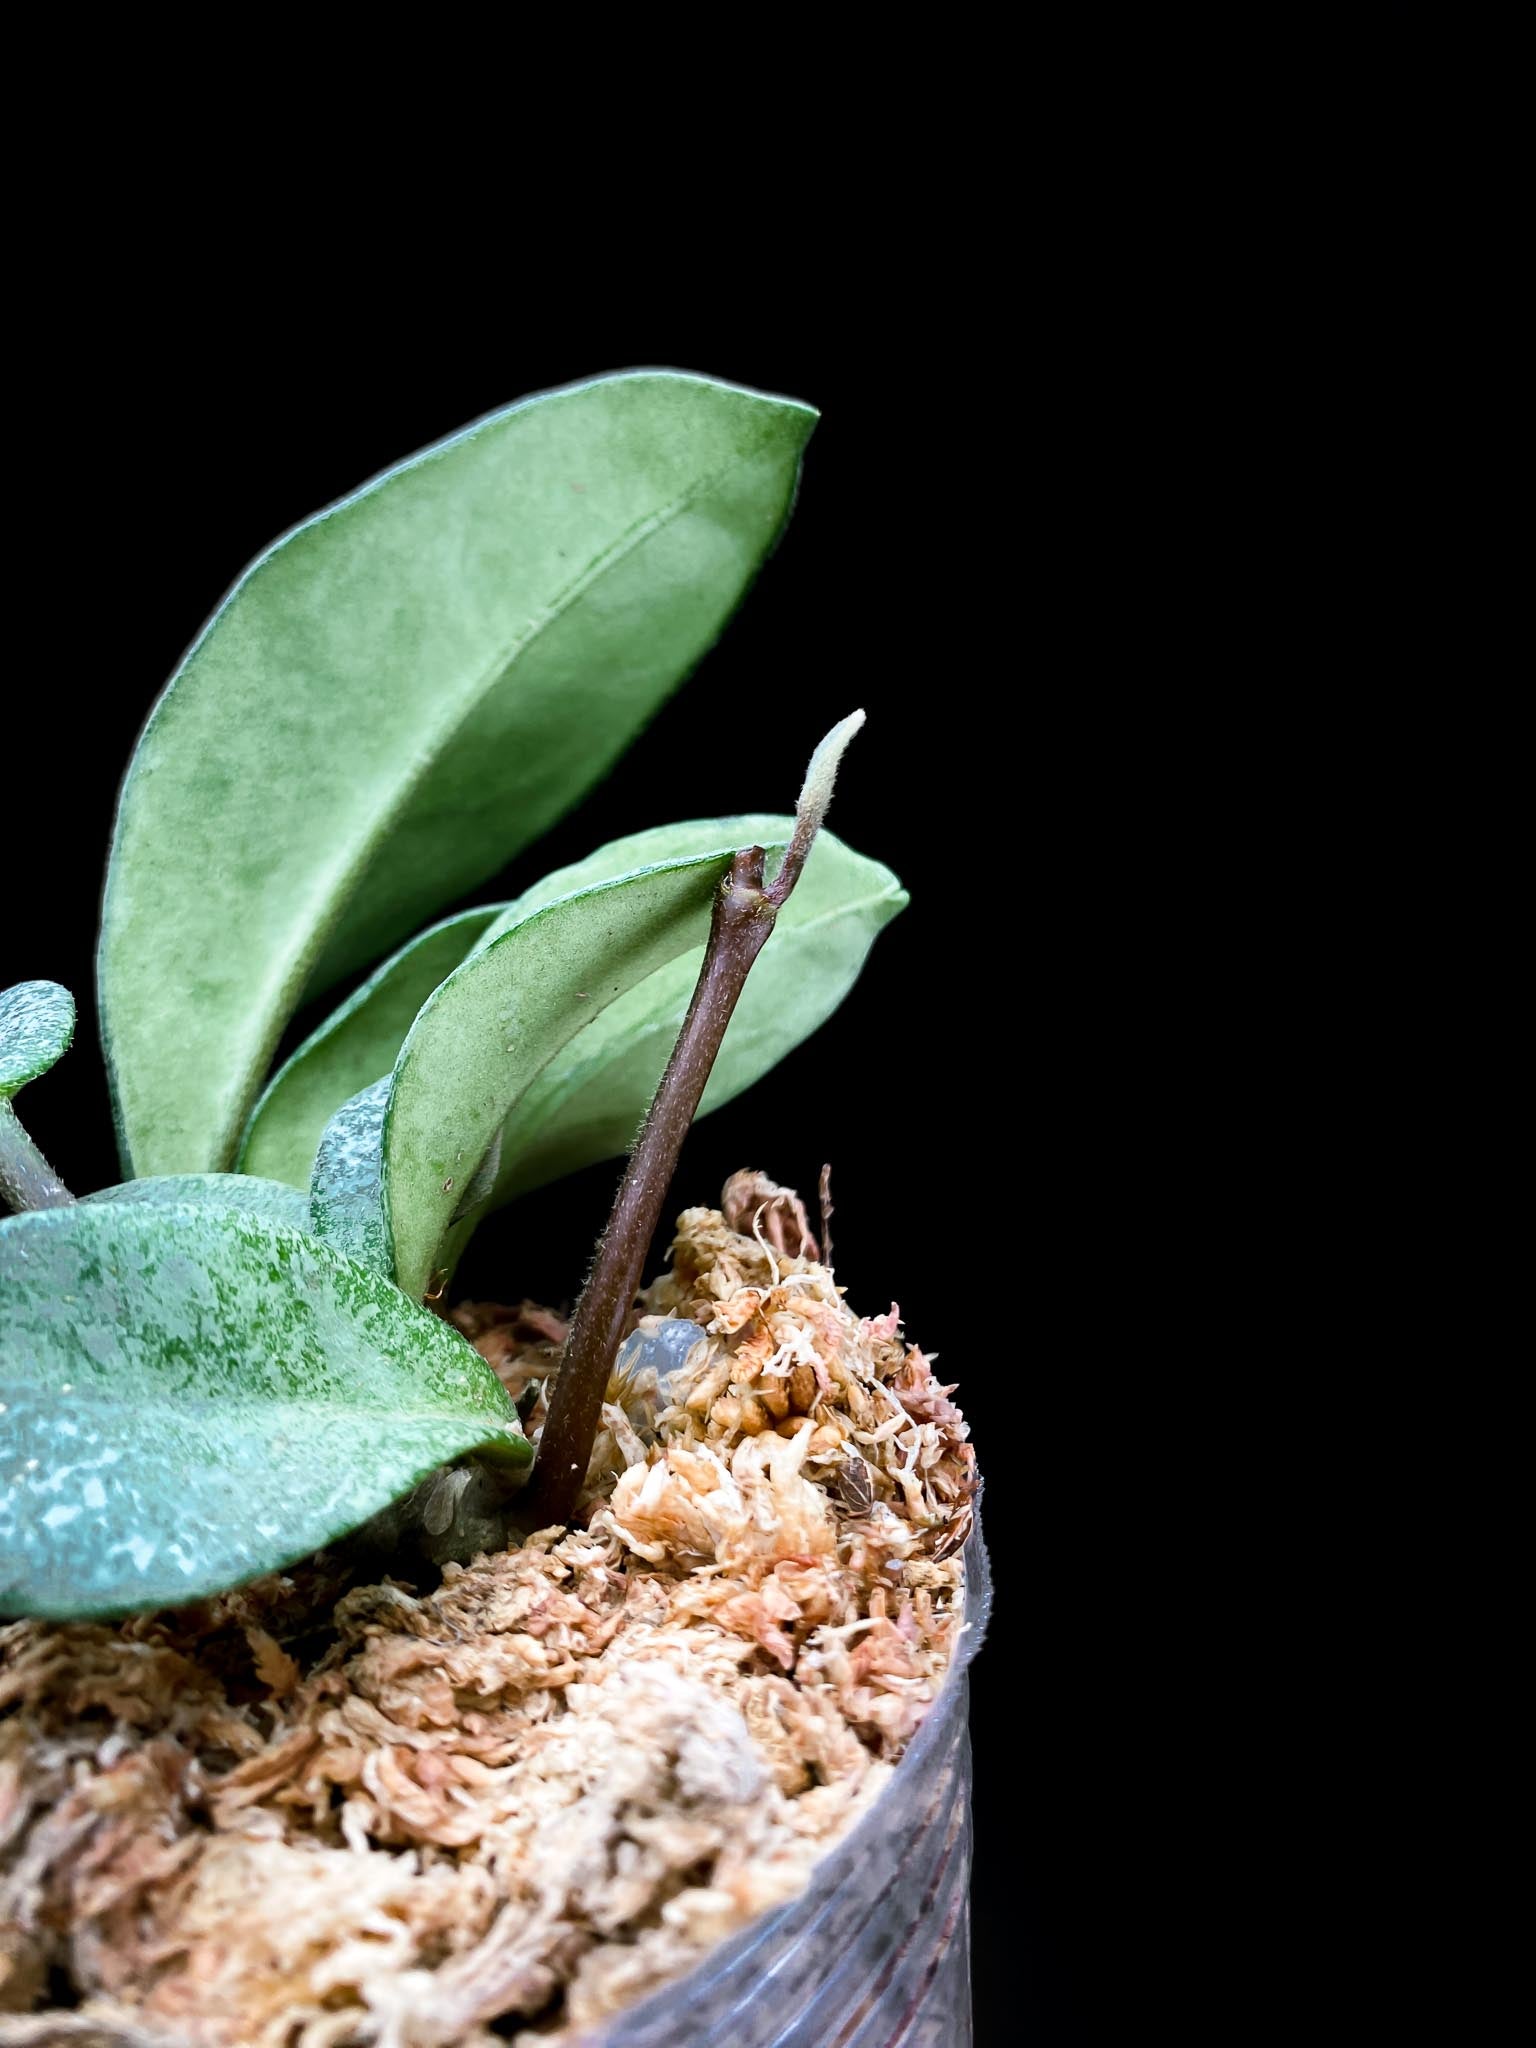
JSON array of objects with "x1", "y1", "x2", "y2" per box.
[
  {"x1": 472, "y1": 818, "x2": 793, "y2": 946},
  {"x1": 100, "y1": 371, "x2": 818, "y2": 1180},
  {"x1": 237, "y1": 823, "x2": 812, "y2": 1198},
  {"x1": 379, "y1": 825, "x2": 904, "y2": 1300},
  {"x1": 0, "y1": 981, "x2": 75, "y2": 1100},
  {"x1": 0, "y1": 1202, "x2": 528, "y2": 1620},
  {"x1": 82, "y1": 1174, "x2": 311, "y2": 1228},
  {"x1": 239, "y1": 908, "x2": 502, "y2": 1191},
  {"x1": 384, "y1": 853, "x2": 738, "y2": 1299},
  {"x1": 493, "y1": 830, "x2": 906, "y2": 1202},
  {"x1": 309, "y1": 1080, "x2": 392, "y2": 1273}
]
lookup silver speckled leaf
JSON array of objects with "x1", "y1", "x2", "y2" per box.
[
  {"x1": 0, "y1": 1202, "x2": 528, "y2": 1619},
  {"x1": 0, "y1": 981, "x2": 75, "y2": 1100},
  {"x1": 309, "y1": 1080, "x2": 392, "y2": 1273},
  {"x1": 82, "y1": 1174, "x2": 312, "y2": 1228}
]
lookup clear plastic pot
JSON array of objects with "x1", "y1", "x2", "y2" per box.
[
  {"x1": 0, "y1": 1529, "x2": 988, "y2": 2048},
  {"x1": 583, "y1": 1518, "x2": 991, "y2": 2048}
]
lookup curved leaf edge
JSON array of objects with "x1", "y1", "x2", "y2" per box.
[
  {"x1": 0, "y1": 980, "x2": 77, "y2": 1100},
  {"x1": 0, "y1": 1202, "x2": 529, "y2": 1621},
  {"x1": 379, "y1": 843, "x2": 783, "y2": 1293},
  {"x1": 494, "y1": 874, "x2": 909, "y2": 1204},
  {"x1": 236, "y1": 905, "x2": 505, "y2": 1187},
  {"x1": 100, "y1": 373, "x2": 818, "y2": 1181},
  {"x1": 81, "y1": 1173, "x2": 312, "y2": 1226}
]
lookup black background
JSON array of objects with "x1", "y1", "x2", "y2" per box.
[{"x1": 3, "y1": 335, "x2": 1144, "y2": 2043}]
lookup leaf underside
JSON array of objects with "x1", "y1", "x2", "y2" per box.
[
  {"x1": 100, "y1": 371, "x2": 817, "y2": 1179},
  {"x1": 0, "y1": 1202, "x2": 527, "y2": 1620}
]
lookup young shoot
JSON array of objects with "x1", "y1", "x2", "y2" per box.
[{"x1": 517, "y1": 712, "x2": 866, "y2": 1531}]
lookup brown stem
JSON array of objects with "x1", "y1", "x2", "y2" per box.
[
  {"x1": 515, "y1": 849, "x2": 778, "y2": 1530},
  {"x1": 515, "y1": 708, "x2": 866, "y2": 1533},
  {"x1": 0, "y1": 1099, "x2": 74, "y2": 1215}
]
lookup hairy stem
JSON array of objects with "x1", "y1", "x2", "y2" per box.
[
  {"x1": 0, "y1": 1099, "x2": 74, "y2": 1214},
  {"x1": 515, "y1": 711, "x2": 865, "y2": 1532}
]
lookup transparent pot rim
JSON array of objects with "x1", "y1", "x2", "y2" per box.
[{"x1": 589, "y1": 1499, "x2": 991, "y2": 2040}]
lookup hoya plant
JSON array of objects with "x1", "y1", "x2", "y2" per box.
[{"x1": 0, "y1": 372, "x2": 903, "y2": 1622}]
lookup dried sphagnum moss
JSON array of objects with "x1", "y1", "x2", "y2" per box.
[{"x1": 1, "y1": 1185, "x2": 976, "y2": 2047}]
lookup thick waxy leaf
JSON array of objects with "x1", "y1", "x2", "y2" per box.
[
  {"x1": 310, "y1": 1080, "x2": 391, "y2": 1272},
  {"x1": 240, "y1": 908, "x2": 502, "y2": 1191},
  {"x1": 0, "y1": 1202, "x2": 528, "y2": 1619},
  {"x1": 381, "y1": 827, "x2": 904, "y2": 1299},
  {"x1": 82, "y1": 1174, "x2": 311, "y2": 1228},
  {"x1": 384, "y1": 854, "x2": 738, "y2": 1299},
  {"x1": 493, "y1": 832, "x2": 906, "y2": 1200},
  {"x1": 101, "y1": 371, "x2": 818, "y2": 1179},
  {"x1": 0, "y1": 981, "x2": 75, "y2": 1099},
  {"x1": 464, "y1": 815, "x2": 904, "y2": 1202},
  {"x1": 473, "y1": 817, "x2": 792, "y2": 946},
  {"x1": 238, "y1": 823, "x2": 805, "y2": 1196}
]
